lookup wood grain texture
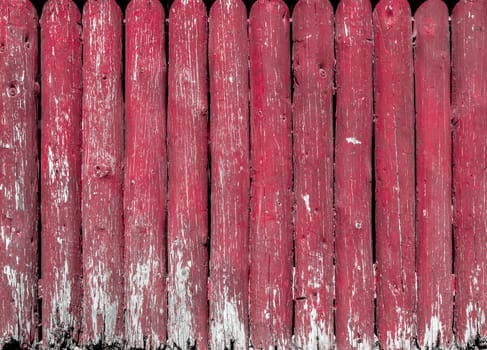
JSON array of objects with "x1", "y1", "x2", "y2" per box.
[
  {"x1": 249, "y1": 0, "x2": 292, "y2": 348},
  {"x1": 124, "y1": 0, "x2": 167, "y2": 348},
  {"x1": 208, "y1": 0, "x2": 249, "y2": 348},
  {"x1": 414, "y1": 0, "x2": 452, "y2": 348},
  {"x1": 167, "y1": 0, "x2": 209, "y2": 347},
  {"x1": 452, "y1": 0, "x2": 487, "y2": 347},
  {"x1": 373, "y1": 0, "x2": 416, "y2": 348},
  {"x1": 334, "y1": 0, "x2": 374, "y2": 348},
  {"x1": 81, "y1": 0, "x2": 124, "y2": 345},
  {"x1": 40, "y1": 0, "x2": 82, "y2": 346},
  {"x1": 292, "y1": 0, "x2": 334, "y2": 348},
  {"x1": 0, "y1": 0, "x2": 38, "y2": 346}
]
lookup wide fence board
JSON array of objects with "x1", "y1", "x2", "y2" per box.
[
  {"x1": 334, "y1": 0, "x2": 374, "y2": 348},
  {"x1": 249, "y1": 0, "x2": 292, "y2": 348},
  {"x1": 292, "y1": 0, "x2": 334, "y2": 348},
  {"x1": 452, "y1": 0, "x2": 487, "y2": 347},
  {"x1": 166, "y1": 0, "x2": 208, "y2": 347},
  {"x1": 414, "y1": 0, "x2": 452, "y2": 348},
  {"x1": 124, "y1": 0, "x2": 167, "y2": 348},
  {"x1": 40, "y1": 0, "x2": 82, "y2": 346},
  {"x1": 0, "y1": 0, "x2": 38, "y2": 346},
  {"x1": 208, "y1": 0, "x2": 249, "y2": 349},
  {"x1": 81, "y1": 0, "x2": 124, "y2": 345},
  {"x1": 373, "y1": 0, "x2": 416, "y2": 348}
]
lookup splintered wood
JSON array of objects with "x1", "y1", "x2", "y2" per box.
[
  {"x1": 40, "y1": 0, "x2": 82, "y2": 346},
  {"x1": 81, "y1": 0, "x2": 124, "y2": 345}
]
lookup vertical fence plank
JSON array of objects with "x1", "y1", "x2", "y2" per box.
[
  {"x1": 124, "y1": 0, "x2": 166, "y2": 348},
  {"x1": 0, "y1": 0, "x2": 38, "y2": 346},
  {"x1": 167, "y1": 0, "x2": 208, "y2": 347},
  {"x1": 292, "y1": 0, "x2": 334, "y2": 348},
  {"x1": 40, "y1": 0, "x2": 82, "y2": 346},
  {"x1": 373, "y1": 0, "x2": 415, "y2": 348},
  {"x1": 452, "y1": 0, "x2": 487, "y2": 347},
  {"x1": 334, "y1": 0, "x2": 374, "y2": 348},
  {"x1": 208, "y1": 0, "x2": 249, "y2": 348},
  {"x1": 249, "y1": 0, "x2": 292, "y2": 348},
  {"x1": 414, "y1": 0, "x2": 452, "y2": 348},
  {"x1": 81, "y1": 0, "x2": 123, "y2": 345}
]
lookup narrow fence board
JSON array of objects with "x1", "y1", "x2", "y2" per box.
[
  {"x1": 124, "y1": 0, "x2": 167, "y2": 348},
  {"x1": 167, "y1": 0, "x2": 209, "y2": 347},
  {"x1": 452, "y1": 0, "x2": 487, "y2": 347},
  {"x1": 249, "y1": 0, "x2": 292, "y2": 348},
  {"x1": 292, "y1": 0, "x2": 334, "y2": 348},
  {"x1": 40, "y1": 0, "x2": 82, "y2": 346},
  {"x1": 208, "y1": 0, "x2": 249, "y2": 348},
  {"x1": 334, "y1": 0, "x2": 374, "y2": 348},
  {"x1": 0, "y1": 0, "x2": 38, "y2": 346},
  {"x1": 414, "y1": 0, "x2": 452, "y2": 348},
  {"x1": 81, "y1": 0, "x2": 124, "y2": 345},
  {"x1": 373, "y1": 0, "x2": 416, "y2": 348}
]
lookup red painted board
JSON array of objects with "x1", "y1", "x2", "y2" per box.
[
  {"x1": 334, "y1": 0, "x2": 374, "y2": 348},
  {"x1": 166, "y1": 0, "x2": 208, "y2": 348},
  {"x1": 414, "y1": 0, "x2": 452, "y2": 348},
  {"x1": 249, "y1": 0, "x2": 292, "y2": 348},
  {"x1": 373, "y1": 0, "x2": 416, "y2": 348},
  {"x1": 208, "y1": 0, "x2": 249, "y2": 348},
  {"x1": 0, "y1": 0, "x2": 38, "y2": 346},
  {"x1": 81, "y1": 0, "x2": 124, "y2": 345},
  {"x1": 292, "y1": 0, "x2": 334, "y2": 348},
  {"x1": 40, "y1": 0, "x2": 82, "y2": 346},
  {"x1": 124, "y1": 0, "x2": 167, "y2": 348},
  {"x1": 452, "y1": 0, "x2": 487, "y2": 347}
]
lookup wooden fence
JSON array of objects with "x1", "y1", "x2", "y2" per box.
[{"x1": 0, "y1": 0, "x2": 486, "y2": 348}]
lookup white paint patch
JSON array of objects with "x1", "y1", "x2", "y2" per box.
[
  {"x1": 210, "y1": 291, "x2": 246, "y2": 349},
  {"x1": 347, "y1": 318, "x2": 372, "y2": 349},
  {"x1": 423, "y1": 315, "x2": 442, "y2": 348},
  {"x1": 302, "y1": 194, "x2": 311, "y2": 214},
  {"x1": 346, "y1": 137, "x2": 362, "y2": 145}
]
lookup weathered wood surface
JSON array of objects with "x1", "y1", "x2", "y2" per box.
[
  {"x1": 335, "y1": 0, "x2": 374, "y2": 348},
  {"x1": 167, "y1": 0, "x2": 208, "y2": 347},
  {"x1": 249, "y1": 0, "x2": 292, "y2": 348},
  {"x1": 0, "y1": 0, "x2": 38, "y2": 346},
  {"x1": 40, "y1": 0, "x2": 82, "y2": 346},
  {"x1": 373, "y1": 0, "x2": 415, "y2": 348},
  {"x1": 292, "y1": 0, "x2": 334, "y2": 348},
  {"x1": 452, "y1": 0, "x2": 487, "y2": 347},
  {"x1": 414, "y1": 0, "x2": 452, "y2": 348},
  {"x1": 208, "y1": 0, "x2": 249, "y2": 348},
  {"x1": 124, "y1": 0, "x2": 167, "y2": 348},
  {"x1": 81, "y1": 0, "x2": 124, "y2": 345}
]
